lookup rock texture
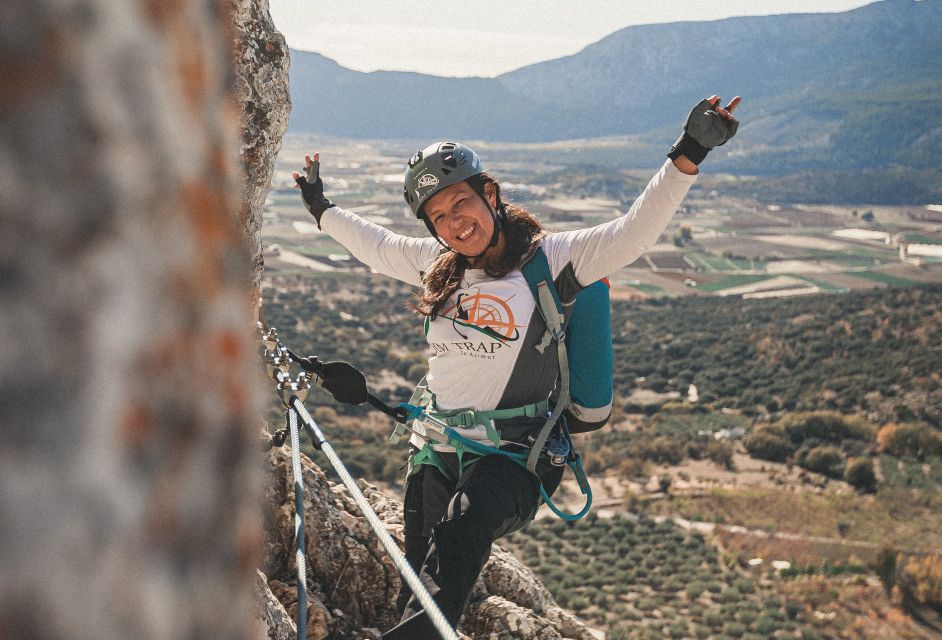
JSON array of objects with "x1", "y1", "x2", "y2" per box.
[
  {"x1": 257, "y1": 570, "x2": 299, "y2": 640},
  {"x1": 229, "y1": 0, "x2": 291, "y2": 303},
  {"x1": 0, "y1": 1, "x2": 261, "y2": 639},
  {"x1": 261, "y1": 448, "x2": 597, "y2": 639}
]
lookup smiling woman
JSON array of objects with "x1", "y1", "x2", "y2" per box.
[{"x1": 289, "y1": 97, "x2": 739, "y2": 639}]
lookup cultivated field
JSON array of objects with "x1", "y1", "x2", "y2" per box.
[{"x1": 268, "y1": 135, "x2": 942, "y2": 300}]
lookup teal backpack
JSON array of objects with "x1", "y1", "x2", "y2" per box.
[{"x1": 518, "y1": 246, "x2": 613, "y2": 473}]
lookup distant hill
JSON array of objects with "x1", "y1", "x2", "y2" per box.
[{"x1": 288, "y1": 0, "x2": 942, "y2": 201}]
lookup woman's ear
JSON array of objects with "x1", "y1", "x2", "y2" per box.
[{"x1": 484, "y1": 181, "x2": 498, "y2": 208}]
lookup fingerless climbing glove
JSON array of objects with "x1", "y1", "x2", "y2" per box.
[
  {"x1": 295, "y1": 156, "x2": 335, "y2": 227},
  {"x1": 668, "y1": 98, "x2": 739, "y2": 165}
]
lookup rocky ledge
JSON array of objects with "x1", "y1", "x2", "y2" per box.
[{"x1": 256, "y1": 447, "x2": 596, "y2": 640}]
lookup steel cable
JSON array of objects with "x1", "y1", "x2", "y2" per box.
[
  {"x1": 287, "y1": 408, "x2": 308, "y2": 639},
  {"x1": 292, "y1": 398, "x2": 459, "y2": 640}
]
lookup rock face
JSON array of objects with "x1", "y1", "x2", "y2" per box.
[
  {"x1": 0, "y1": 1, "x2": 262, "y2": 638},
  {"x1": 260, "y1": 448, "x2": 597, "y2": 640},
  {"x1": 229, "y1": 0, "x2": 291, "y2": 303}
]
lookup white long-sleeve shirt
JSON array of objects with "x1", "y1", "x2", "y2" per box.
[{"x1": 319, "y1": 159, "x2": 696, "y2": 447}]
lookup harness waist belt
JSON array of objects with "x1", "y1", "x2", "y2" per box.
[{"x1": 430, "y1": 400, "x2": 550, "y2": 428}]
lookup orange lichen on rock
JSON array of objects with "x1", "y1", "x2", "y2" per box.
[
  {"x1": 182, "y1": 180, "x2": 237, "y2": 247},
  {"x1": 175, "y1": 28, "x2": 209, "y2": 113},
  {"x1": 121, "y1": 400, "x2": 156, "y2": 452}
]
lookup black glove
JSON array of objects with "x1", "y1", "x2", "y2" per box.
[
  {"x1": 319, "y1": 361, "x2": 368, "y2": 405},
  {"x1": 294, "y1": 156, "x2": 335, "y2": 227},
  {"x1": 668, "y1": 98, "x2": 740, "y2": 165}
]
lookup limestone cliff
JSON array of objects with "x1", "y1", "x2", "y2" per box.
[{"x1": 229, "y1": 0, "x2": 291, "y2": 303}]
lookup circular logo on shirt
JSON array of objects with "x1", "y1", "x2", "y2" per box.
[{"x1": 445, "y1": 292, "x2": 520, "y2": 341}]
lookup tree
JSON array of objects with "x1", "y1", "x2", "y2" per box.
[
  {"x1": 900, "y1": 555, "x2": 942, "y2": 608},
  {"x1": 705, "y1": 439, "x2": 735, "y2": 470},
  {"x1": 659, "y1": 474, "x2": 673, "y2": 493},
  {"x1": 879, "y1": 423, "x2": 942, "y2": 459},
  {"x1": 802, "y1": 446, "x2": 845, "y2": 478},
  {"x1": 844, "y1": 457, "x2": 878, "y2": 493},
  {"x1": 744, "y1": 427, "x2": 793, "y2": 462}
]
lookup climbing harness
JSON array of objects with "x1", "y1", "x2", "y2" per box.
[
  {"x1": 394, "y1": 401, "x2": 593, "y2": 521},
  {"x1": 259, "y1": 321, "x2": 458, "y2": 640}
]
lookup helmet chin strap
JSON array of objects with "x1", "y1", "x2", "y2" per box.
[{"x1": 422, "y1": 187, "x2": 506, "y2": 263}]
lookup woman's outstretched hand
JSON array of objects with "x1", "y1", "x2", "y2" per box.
[
  {"x1": 292, "y1": 152, "x2": 334, "y2": 227},
  {"x1": 668, "y1": 96, "x2": 741, "y2": 174}
]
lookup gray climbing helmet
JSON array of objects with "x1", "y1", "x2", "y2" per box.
[{"x1": 403, "y1": 141, "x2": 485, "y2": 218}]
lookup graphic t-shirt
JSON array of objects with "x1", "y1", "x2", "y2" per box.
[{"x1": 319, "y1": 159, "x2": 698, "y2": 449}]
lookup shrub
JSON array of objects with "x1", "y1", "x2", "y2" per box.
[
  {"x1": 705, "y1": 610, "x2": 725, "y2": 628},
  {"x1": 607, "y1": 624, "x2": 632, "y2": 640},
  {"x1": 879, "y1": 423, "x2": 942, "y2": 459},
  {"x1": 618, "y1": 456, "x2": 650, "y2": 479},
  {"x1": 753, "y1": 615, "x2": 780, "y2": 635},
  {"x1": 663, "y1": 577, "x2": 685, "y2": 593},
  {"x1": 721, "y1": 587, "x2": 742, "y2": 603},
  {"x1": 734, "y1": 577, "x2": 755, "y2": 594},
  {"x1": 900, "y1": 554, "x2": 942, "y2": 608},
  {"x1": 705, "y1": 579, "x2": 724, "y2": 593},
  {"x1": 737, "y1": 609, "x2": 756, "y2": 625},
  {"x1": 706, "y1": 439, "x2": 736, "y2": 469},
  {"x1": 638, "y1": 436, "x2": 685, "y2": 464},
  {"x1": 779, "y1": 411, "x2": 875, "y2": 444},
  {"x1": 801, "y1": 445, "x2": 845, "y2": 478},
  {"x1": 844, "y1": 457, "x2": 878, "y2": 493},
  {"x1": 744, "y1": 427, "x2": 793, "y2": 462}
]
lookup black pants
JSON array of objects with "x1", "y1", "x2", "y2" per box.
[{"x1": 382, "y1": 452, "x2": 564, "y2": 640}]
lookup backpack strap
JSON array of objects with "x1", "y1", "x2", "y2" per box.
[
  {"x1": 521, "y1": 246, "x2": 564, "y2": 352},
  {"x1": 520, "y1": 247, "x2": 570, "y2": 474}
]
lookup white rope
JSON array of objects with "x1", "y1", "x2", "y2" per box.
[
  {"x1": 292, "y1": 398, "x2": 459, "y2": 640},
  {"x1": 287, "y1": 408, "x2": 308, "y2": 639}
]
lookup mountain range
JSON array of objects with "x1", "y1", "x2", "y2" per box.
[{"x1": 287, "y1": 0, "x2": 942, "y2": 201}]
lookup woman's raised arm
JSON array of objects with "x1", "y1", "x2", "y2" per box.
[
  {"x1": 293, "y1": 152, "x2": 440, "y2": 286},
  {"x1": 552, "y1": 96, "x2": 741, "y2": 285}
]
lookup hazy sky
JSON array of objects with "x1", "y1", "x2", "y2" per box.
[{"x1": 269, "y1": 0, "x2": 875, "y2": 77}]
